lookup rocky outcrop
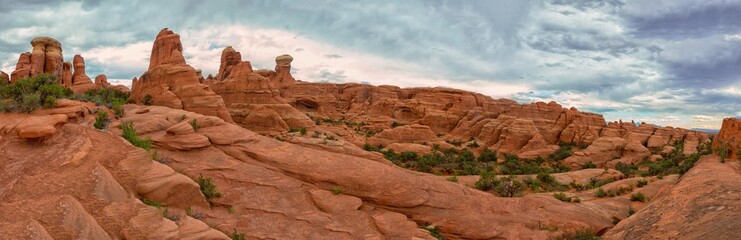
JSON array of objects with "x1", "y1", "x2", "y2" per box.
[
  {"x1": 70, "y1": 54, "x2": 96, "y2": 93},
  {"x1": 208, "y1": 47, "x2": 311, "y2": 133},
  {"x1": 0, "y1": 71, "x2": 8, "y2": 84},
  {"x1": 604, "y1": 155, "x2": 741, "y2": 239},
  {"x1": 129, "y1": 28, "x2": 233, "y2": 123},
  {"x1": 10, "y1": 37, "x2": 64, "y2": 83},
  {"x1": 712, "y1": 117, "x2": 740, "y2": 160}
]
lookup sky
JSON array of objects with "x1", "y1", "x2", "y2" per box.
[{"x1": 1, "y1": 0, "x2": 739, "y2": 129}]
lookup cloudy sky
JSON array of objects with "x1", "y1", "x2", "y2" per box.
[{"x1": 1, "y1": 0, "x2": 739, "y2": 129}]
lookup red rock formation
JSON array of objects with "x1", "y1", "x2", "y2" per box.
[
  {"x1": 10, "y1": 37, "x2": 65, "y2": 83},
  {"x1": 70, "y1": 54, "x2": 96, "y2": 93},
  {"x1": 129, "y1": 28, "x2": 233, "y2": 123},
  {"x1": 208, "y1": 48, "x2": 312, "y2": 133},
  {"x1": 604, "y1": 155, "x2": 741, "y2": 239},
  {"x1": 712, "y1": 117, "x2": 740, "y2": 160},
  {"x1": 215, "y1": 46, "x2": 244, "y2": 81},
  {"x1": 10, "y1": 52, "x2": 31, "y2": 82},
  {"x1": 94, "y1": 74, "x2": 112, "y2": 89},
  {"x1": 0, "y1": 71, "x2": 8, "y2": 84},
  {"x1": 62, "y1": 61, "x2": 72, "y2": 87}
]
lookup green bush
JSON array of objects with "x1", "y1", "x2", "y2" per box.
[
  {"x1": 94, "y1": 110, "x2": 110, "y2": 130},
  {"x1": 594, "y1": 188, "x2": 607, "y2": 197},
  {"x1": 537, "y1": 172, "x2": 555, "y2": 183},
  {"x1": 120, "y1": 121, "x2": 152, "y2": 151},
  {"x1": 557, "y1": 228, "x2": 601, "y2": 240},
  {"x1": 0, "y1": 74, "x2": 72, "y2": 112},
  {"x1": 475, "y1": 169, "x2": 497, "y2": 191},
  {"x1": 582, "y1": 161, "x2": 597, "y2": 169},
  {"x1": 422, "y1": 225, "x2": 445, "y2": 240},
  {"x1": 197, "y1": 174, "x2": 222, "y2": 199},
  {"x1": 478, "y1": 149, "x2": 498, "y2": 162},
  {"x1": 231, "y1": 229, "x2": 245, "y2": 240},
  {"x1": 331, "y1": 186, "x2": 343, "y2": 195},
  {"x1": 636, "y1": 179, "x2": 648, "y2": 187},
  {"x1": 494, "y1": 176, "x2": 525, "y2": 197},
  {"x1": 143, "y1": 94, "x2": 153, "y2": 105},
  {"x1": 189, "y1": 119, "x2": 200, "y2": 131},
  {"x1": 553, "y1": 192, "x2": 572, "y2": 202},
  {"x1": 300, "y1": 127, "x2": 307, "y2": 136},
  {"x1": 615, "y1": 162, "x2": 638, "y2": 176},
  {"x1": 630, "y1": 192, "x2": 648, "y2": 202}
]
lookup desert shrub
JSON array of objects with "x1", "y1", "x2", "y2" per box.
[
  {"x1": 478, "y1": 149, "x2": 498, "y2": 162},
  {"x1": 445, "y1": 139, "x2": 463, "y2": 146},
  {"x1": 549, "y1": 142, "x2": 575, "y2": 161},
  {"x1": 331, "y1": 186, "x2": 343, "y2": 195},
  {"x1": 197, "y1": 174, "x2": 221, "y2": 199},
  {"x1": 594, "y1": 188, "x2": 607, "y2": 197},
  {"x1": 557, "y1": 228, "x2": 601, "y2": 240},
  {"x1": 537, "y1": 172, "x2": 555, "y2": 183},
  {"x1": 615, "y1": 162, "x2": 638, "y2": 176},
  {"x1": 189, "y1": 119, "x2": 200, "y2": 131},
  {"x1": 186, "y1": 207, "x2": 204, "y2": 219},
  {"x1": 447, "y1": 175, "x2": 459, "y2": 182},
  {"x1": 553, "y1": 192, "x2": 572, "y2": 202},
  {"x1": 467, "y1": 141, "x2": 480, "y2": 148},
  {"x1": 231, "y1": 229, "x2": 245, "y2": 240},
  {"x1": 288, "y1": 127, "x2": 301, "y2": 133},
  {"x1": 630, "y1": 192, "x2": 648, "y2": 202},
  {"x1": 300, "y1": 127, "x2": 307, "y2": 136},
  {"x1": 582, "y1": 161, "x2": 597, "y2": 169},
  {"x1": 94, "y1": 110, "x2": 110, "y2": 130},
  {"x1": 0, "y1": 74, "x2": 72, "y2": 112},
  {"x1": 636, "y1": 179, "x2": 648, "y2": 187},
  {"x1": 399, "y1": 151, "x2": 419, "y2": 162},
  {"x1": 391, "y1": 121, "x2": 406, "y2": 128},
  {"x1": 120, "y1": 121, "x2": 152, "y2": 151},
  {"x1": 143, "y1": 94, "x2": 153, "y2": 105},
  {"x1": 494, "y1": 176, "x2": 525, "y2": 197},
  {"x1": 475, "y1": 169, "x2": 497, "y2": 191},
  {"x1": 422, "y1": 225, "x2": 445, "y2": 240}
]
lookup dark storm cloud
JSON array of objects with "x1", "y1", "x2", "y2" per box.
[{"x1": 623, "y1": 1, "x2": 741, "y2": 39}]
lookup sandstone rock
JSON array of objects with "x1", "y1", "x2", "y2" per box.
[
  {"x1": 10, "y1": 52, "x2": 32, "y2": 82},
  {"x1": 367, "y1": 124, "x2": 437, "y2": 147},
  {"x1": 129, "y1": 28, "x2": 233, "y2": 123},
  {"x1": 6, "y1": 114, "x2": 69, "y2": 139},
  {"x1": 208, "y1": 47, "x2": 312, "y2": 132},
  {"x1": 216, "y1": 46, "x2": 244, "y2": 81},
  {"x1": 564, "y1": 137, "x2": 629, "y2": 169},
  {"x1": 62, "y1": 61, "x2": 72, "y2": 87},
  {"x1": 0, "y1": 71, "x2": 8, "y2": 84},
  {"x1": 273, "y1": 54, "x2": 296, "y2": 85},
  {"x1": 604, "y1": 155, "x2": 741, "y2": 239},
  {"x1": 95, "y1": 74, "x2": 112, "y2": 89},
  {"x1": 712, "y1": 118, "x2": 740, "y2": 160},
  {"x1": 9, "y1": 37, "x2": 65, "y2": 83},
  {"x1": 71, "y1": 54, "x2": 96, "y2": 93}
]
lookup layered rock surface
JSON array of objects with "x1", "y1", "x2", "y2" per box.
[
  {"x1": 129, "y1": 28, "x2": 233, "y2": 123},
  {"x1": 713, "y1": 118, "x2": 740, "y2": 160}
]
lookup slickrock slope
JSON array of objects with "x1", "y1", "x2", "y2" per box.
[
  {"x1": 713, "y1": 118, "x2": 740, "y2": 160},
  {"x1": 129, "y1": 28, "x2": 233, "y2": 123},
  {"x1": 118, "y1": 104, "x2": 623, "y2": 239},
  {"x1": 603, "y1": 155, "x2": 741, "y2": 239},
  {"x1": 0, "y1": 101, "x2": 228, "y2": 239}
]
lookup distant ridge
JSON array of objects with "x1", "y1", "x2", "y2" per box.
[{"x1": 690, "y1": 128, "x2": 720, "y2": 134}]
